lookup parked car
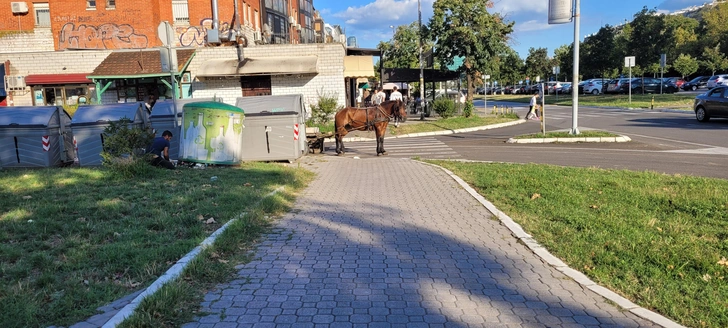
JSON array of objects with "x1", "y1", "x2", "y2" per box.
[
  {"x1": 693, "y1": 86, "x2": 728, "y2": 122},
  {"x1": 663, "y1": 77, "x2": 685, "y2": 89},
  {"x1": 620, "y1": 78, "x2": 678, "y2": 94},
  {"x1": 557, "y1": 82, "x2": 572, "y2": 94},
  {"x1": 546, "y1": 81, "x2": 563, "y2": 94},
  {"x1": 682, "y1": 76, "x2": 710, "y2": 91},
  {"x1": 707, "y1": 74, "x2": 728, "y2": 88},
  {"x1": 605, "y1": 78, "x2": 631, "y2": 94},
  {"x1": 583, "y1": 80, "x2": 604, "y2": 95}
]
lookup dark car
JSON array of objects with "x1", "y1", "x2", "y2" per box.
[
  {"x1": 620, "y1": 78, "x2": 677, "y2": 94},
  {"x1": 693, "y1": 86, "x2": 728, "y2": 121},
  {"x1": 682, "y1": 76, "x2": 710, "y2": 91},
  {"x1": 663, "y1": 77, "x2": 684, "y2": 90}
]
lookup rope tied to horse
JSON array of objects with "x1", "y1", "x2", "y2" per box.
[{"x1": 344, "y1": 105, "x2": 390, "y2": 132}]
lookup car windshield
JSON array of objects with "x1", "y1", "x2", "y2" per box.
[{"x1": 690, "y1": 77, "x2": 704, "y2": 83}]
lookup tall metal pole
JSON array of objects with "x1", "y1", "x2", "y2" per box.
[
  {"x1": 569, "y1": 0, "x2": 580, "y2": 135},
  {"x1": 418, "y1": 0, "x2": 425, "y2": 120}
]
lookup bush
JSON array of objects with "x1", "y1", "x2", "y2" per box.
[
  {"x1": 307, "y1": 89, "x2": 341, "y2": 125},
  {"x1": 462, "y1": 102, "x2": 474, "y2": 118},
  {"x1": 432, "y1": 98, "x2": 455, "y2": 118},
  {"x1": 101, "y1": 119, "x2": 156, "y2": 178}
]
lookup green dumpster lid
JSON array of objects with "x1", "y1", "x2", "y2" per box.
[{"x1": 182, "y1": 101, "x2": 244, "y2": 113}]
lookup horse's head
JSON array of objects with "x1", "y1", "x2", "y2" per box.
[{"x1": 388, "y1": 99, "x2": 407, "y2": 123}]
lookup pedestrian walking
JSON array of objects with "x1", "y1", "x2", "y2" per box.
[
  {"x1": 373, "y1": 87, "x2": 386, "y2": 105},
  {"x1": 526, "y1": 92, "x2": 539, "y2": 120}
]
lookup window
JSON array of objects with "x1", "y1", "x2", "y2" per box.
[
  {"x1": 172, "y1": 0, "x2": 190, "y2": 24},
  {"x1": 709, "y1": 88, "x2": 722, "y2": 98},
  {"x1": 241, "y1": 76, "x2": 271, "y2": 97},
  {"x1": 106, "y1": 0, "x2": 115, "y2": 9},
  {"x1": 87, "y1": 0, "x2": 96, "y2": 9},
  {"x1": 34, "y1": 3, "x2": 50, "y2": 27}
]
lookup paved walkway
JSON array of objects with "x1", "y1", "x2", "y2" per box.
[{"x1": 182, "y1": 157, "x2": 661, "y2": 328}]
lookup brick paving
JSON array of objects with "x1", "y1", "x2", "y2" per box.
[{"x1": 183, "y1": 157, "x2": 658, "y2": 327}]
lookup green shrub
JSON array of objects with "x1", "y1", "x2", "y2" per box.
[
  {"x1": 432, "y1": 98, "x2": 455, "y2": 118},
  {"x1": 307, "y1": 89, "x2": 341, "y2": 125},
  {"x1": 100, "y1": 119, "x2": 156, "y2": 178},
  {"x1": 462, "y1": 101, "x2": 474, "y2": 118}
]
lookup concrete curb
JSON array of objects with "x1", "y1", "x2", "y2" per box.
[
  {"x1": 506, "y1": 135, "x2": 632, "y2": 144},
  {"x1": 101, "y1": 187, "x2": 286, "y2": 328},
  {"x1": 427, "y1": 161, "x2": 685, "y2": 328},
  {"x1": 325, "y1": 119, "x2": 528, "y2": 143}
]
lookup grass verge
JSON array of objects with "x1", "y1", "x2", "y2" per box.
[
  {"x1": 486, "y1": 93, "x2": 695, "y2": 110},
  {"x1": 0, "y1": 163, "x2": 313, "y2": 328},
  {"x1": 390, "y1": 114, "x2": 519, "y2": 136},
  {"x1": 428, "y1": 161, "x2": 728, "y2": 328},
  {"x1": 514, "y1": 130, "x2": 620, "y2": 139}
]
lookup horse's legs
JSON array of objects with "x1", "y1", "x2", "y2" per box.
[{"x1": 375, "y1": 126, "x2": 387, "y2": 156}]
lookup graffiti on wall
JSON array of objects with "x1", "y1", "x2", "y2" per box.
[
  {"x1": 59, "y1": 23, "x2": 148, "y2": 50},
  {"x1": 177, "y1": 18, "x2": 232, "y2": 47}
]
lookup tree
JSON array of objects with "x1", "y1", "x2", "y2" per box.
[
  {"x1": 673, "y1": 53, "x2": 699, "y2": 78},
  {"x1": 701, "y1": 44, "x2": 728, "y2": 76},
  {"x1": 498, "y1": 48, "x2": 524, "y2": 86},
  {"x1": 629, "y1": 7, "x2": 669, "y2": 68},
  {"x1": 524, "y1": 47, "x2": 552, "y2": 83},
  {"x1": 700, "y1": 2, "x2": 728, "y2": 54},
  {"x1": 428, "y1": 0, "x2": 514, "y2": 102},
  {"x1": 553, "y1": 44, "x2": 572, "y2": 81},
  {"x1": 581, "y1": 25, "x2": 619, "y2": 80},
  {"x1": 378, "y1": 22, "x2": 431, "y2": 70}
]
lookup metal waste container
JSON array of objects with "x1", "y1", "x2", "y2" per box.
[
  {"x1": 0, "y1": 106, "x2": 74, "y2": 168},
  {"x1": 180, "y1": 102, "x2": 244, "y2": 165},
  {"x1": 149, "y1": 98, "x2": 217, "y2": 160},
  {"x1": 234, "y1": 94, "x2": 307, "y2": 162},
  {"x1": 70, "y1": 102, "x2": 149, "y2": 167}
]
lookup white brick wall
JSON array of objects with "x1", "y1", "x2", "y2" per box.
[
  {"x1": 0, "y1": 29, "x2": 55, "y2": 53},
  {"x1": 0, "y1": 49, "x2": 112, "y2": 106},
  {"x1": 187, "y1": 44, "x2": 347, "y2": 113}
]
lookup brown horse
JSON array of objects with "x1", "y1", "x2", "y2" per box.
[{"x1": 334, "y1": 100, "x2": 406, "y2": 156}]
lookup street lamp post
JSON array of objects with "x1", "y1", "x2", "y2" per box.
[
  {"x1": 483, "y1": 75, "x2": 490, "y2": 115},
  {"x1": 389, "y1": 25, "x2": 395, "y2": 38},
  {"x1": 418, "y1": 0, "x2": 425, "y2": 120}
]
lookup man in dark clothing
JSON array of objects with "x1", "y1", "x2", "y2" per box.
[{"x1": 148, "y1": 130, "x2": 175, "y2": 169}]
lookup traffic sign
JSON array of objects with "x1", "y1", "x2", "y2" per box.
[{"x1": 624, "y1": 56, "x2": 636, "y2": 68}]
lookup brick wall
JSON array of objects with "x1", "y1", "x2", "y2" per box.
[
  {"x1": 0, "y1": 49, "x2": 111, "y2": 106},
  {"x1": 187, "y1": 43, "x2": 347, "y2": 113},
  {"x1": 0, "y1": 28, "x2": 54, "y2": 53}
]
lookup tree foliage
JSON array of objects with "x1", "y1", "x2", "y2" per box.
[
  {"x1": 700, "y1": 44, "x2": 728, "y2": 75},
  {"x1": 673, "y1": 53, "x2": 699, "y2": 78},
  {"x1": 524, "y1": 47, "x2": 552, "y2": 83},
  {"x1": 428, "y1": 0, "x2": 513, "y2": 101}
]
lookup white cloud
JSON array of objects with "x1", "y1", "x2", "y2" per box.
[
  {"x1": 515, "y1": 20, "x2": 555, "y2": 33},
  {"x1": 657, "y1": 0, "x2": 711, "y2": 11},
  {"x1": 492, "y1": 0, "x2": 548, "y2": 16},
  {"x1": 333, "y1": 0, "x2": 432, "y2": 28}
]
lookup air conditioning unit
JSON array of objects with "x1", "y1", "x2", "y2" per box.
[
  {"x1": 253, "y1": 30, "x2": 261, "y2": 41},
  {"x1": 10, "y1": 2, "x2": 28, "y2": 14},
  {"x1": 5, "y1": 76, "x2": 26, "y2": 91},
  {"x1": 295, "y1": 23, "x2": 301, "y2": 31},
  {"x1": 288, "y1": 16, "x2": 296, "y2": 24}
]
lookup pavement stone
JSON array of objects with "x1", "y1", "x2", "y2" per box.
[{"x1": 181, "y1": 157, "x2": 666, "y2": 327}]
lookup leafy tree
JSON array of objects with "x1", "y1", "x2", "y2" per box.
[
  {"x1": 498, "y1": 48, "x2": 524, "y2": 86},
  {"x1": 553, "y1": 44, "x2": 572, "y2": 81},
  {"x1": 428, "y1": 0, "x2": 514, "y2": 101},
  {"x1": 378, "y1": 22, "x2": 432, "y2": 70},
  {"x1": 700, "y1": 2, "x2": 728, "y2": 53},
  {"x1": 673, "y1": 53, "x2": 699, "y2": 78},
  {"x1": 582, "y1": 25, "x2": 619, "y2": 80},
  {"x1": 629, "y1": 7, "x2": 669, "y2": 68},
  {"x1": 524, "y1": 47, "x2": 552, "y2": 83},
  {"x1": 664, "y1": 14, "x2": 699, "y2": 62},
  {"x1": 701, "y1": 44, "x2": 728, "y2": 76}
]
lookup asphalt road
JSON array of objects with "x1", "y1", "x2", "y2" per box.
[{"x1": 452, "y1": 99, "x2": 728, "y2": 179}]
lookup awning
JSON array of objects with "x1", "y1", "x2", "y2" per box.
[
  {"x1": 344, "y1": 56, "x2": 375, "y2": 78},
  {"x1": 197, "y1": 56, "x2": 318, "y2": 77},
  {"x1": 88, "y1": 49, "x2": 196, "y2": 79},
  {"x1": 24, "y1": 73, "x2": 92, "y2": 85}
]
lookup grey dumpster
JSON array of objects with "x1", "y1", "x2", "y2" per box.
[
  {"x1": 234, "y1": 94, "x2": 307, "y2": 162},
  {"x1": 149, "y1": 98, "x2": 216, "y2": 160},
  {"x1": 70, "y1": 103, "x2": 149, "y2": 167},
  {"x1": 0, "y1": 106, "x2": 74, "y2": 168}
]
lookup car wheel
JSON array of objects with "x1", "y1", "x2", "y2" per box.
[
  {"x1": 591, "y1": 89, "x2": 599, "y2": 95},
  {"x1": 695, "y1": 106, "x2": 710, "y2": 122},
  {"x1": 691, "y1": 85, "x2": 697, "y2": 91}
]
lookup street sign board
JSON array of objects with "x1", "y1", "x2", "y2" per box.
[
  {"x1": 624, "y1": 56, "x2": 636, "y2": 68},
  {"x1": 157, "y1": 21, "x2": 174, "y2": 46},
  {"x1": 660, "y1": 54, "x2": 667, "y2": 68},
  {"x1": 548, "y1": 0, "x2": 573, "y2": 24}
]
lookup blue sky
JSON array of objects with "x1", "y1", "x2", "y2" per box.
[{"x1": 313, "y1": 0, "x2": 711, "y2": 59}]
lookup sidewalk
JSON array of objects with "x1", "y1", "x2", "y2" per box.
[{"x1": 181, "y1": 157, "x2": 678, "y2": 327}]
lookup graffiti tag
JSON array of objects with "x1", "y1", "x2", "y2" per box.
[
  {"x1": 177, "y1": 18, "x2": 231, "y2": 47},
  {"x1": 59, "y1": 23, "x2": 148, "y2": 50}
]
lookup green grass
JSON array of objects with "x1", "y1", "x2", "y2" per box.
[
  {"x1": 428, "y1": 161, "x2": 728, "y2": 328},
  {"x1": 0, "y1": 163, "x2": 313, "y2": 328},
  {"x1": 515, "y1": 130, "x2": 620, "y2": 139},
  {"x1": 487, "y1": 93, "x2": 695, "y2": 110},
  {"x1": 391, "y1": 114, "x2": 519, "y2": 136}
]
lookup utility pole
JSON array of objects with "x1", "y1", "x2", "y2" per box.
[{"x1": 418, "y1": 0, "x2": 425, "y2": 120}]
